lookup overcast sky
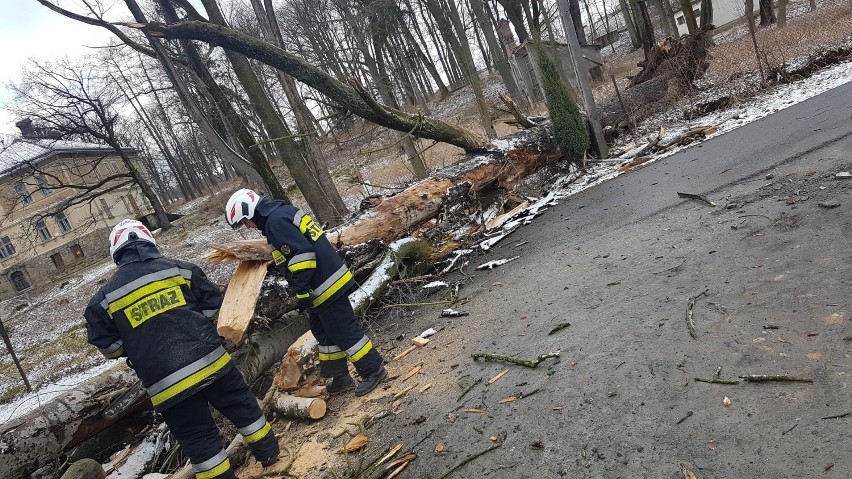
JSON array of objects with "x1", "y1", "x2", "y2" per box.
[{"x1": 0, "y1": 0, "x2": 114, "y2": 135}]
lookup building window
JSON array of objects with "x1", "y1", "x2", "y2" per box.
[
  {"x1": 36, "y1": 175, "x2": 52, "y2": 197},
  {"x1": 35, "y1": 219, "x2": 53, "y2": 242},
  {"x1": 70, "y1": 244, "x2": 85, "y2": 259},
  {"x1": 55, "y1": 212, "x2": 72, "y2": 233},
  {"x1": 51, "y1": 253, "x2": 65, "y2": 269},
  {"x1": 677, "y1": 15, "x2": 686, "y2": 25},
  {"x1": 15, "y1": 183, "x2": 32, "y2": 205},
  {"x1": 10, "y1": 271, "x2": 30, "y2": 292},
  {"x1": 0, "y1": 236, "x2": 16, "y2": 259},
  {"x1": 99, "y1": 198, "x2": 114, "y2": 219}
]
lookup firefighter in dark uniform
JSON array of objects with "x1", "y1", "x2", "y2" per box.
[
  {"x1": 224, "y1": 189, "x2": 387, "y2": 396},
  {"x1": 84, "y1": 219, "x2": 279, "y2": 479}
]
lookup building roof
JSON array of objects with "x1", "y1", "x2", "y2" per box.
[{"x1": 0, "y1": 138, "x2": 118, "y2": 178}]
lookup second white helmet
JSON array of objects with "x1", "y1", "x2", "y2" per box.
[
  {"x1": 109, "y1": 219, "x2": 156, "y2": 260},
  {"x1": 225, "y1": 188, "x2": 261, "y2": 229}
]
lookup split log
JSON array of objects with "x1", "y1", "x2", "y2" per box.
[
  {"x1": 217, "y1": 260, "x2": 269, "y2": 344},
  {"x1": 273, "y1": 394, "x2": 326, "y2": 420}
]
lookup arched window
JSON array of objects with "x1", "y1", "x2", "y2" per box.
[{"x1": 10, "y1": 271, "x2": 30, "y2": 292}]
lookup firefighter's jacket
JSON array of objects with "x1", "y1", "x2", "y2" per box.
[
  {"x1": 254, "y1": 198, "x2": 355, "y2": 308},
  {"x1": 84, "y1": 241, "x2": 230, "y2": 412}
]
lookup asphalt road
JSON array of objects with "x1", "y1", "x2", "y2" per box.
[
  {"x1": 349, "y1": 79, "x2": 852, "y2": 479},
  {"x1": 534, "y1": 80, "x2": 852, "y2": 244}
]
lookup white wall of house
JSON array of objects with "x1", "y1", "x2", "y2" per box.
[{"x1": 674, "y1": 0, "x2": 760, "y2": 36}]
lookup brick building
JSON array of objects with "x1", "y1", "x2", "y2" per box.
[{"x1": 0, "y1": 120, "x2": 153, "y2": 301}]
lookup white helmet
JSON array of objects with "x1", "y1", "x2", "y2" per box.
[
  {"x1": 109, "y1": 219, "x2": 156, "y2": 260},
  {"x1": 225, "y1": 188, "x2": 261, "y2": 229}
]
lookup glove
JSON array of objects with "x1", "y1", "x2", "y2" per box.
[{"x1": 295, "y1": 293, "x2": 313, "y2": 312}]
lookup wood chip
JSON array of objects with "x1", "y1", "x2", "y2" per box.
[
  {"x1": 498, "y1": 396, "x2": 518, "y2": 404},
  {"x1": 487, "y1": 369, "x2": 509, "y2": 385},
  {"x1": 723, "y1": 396, "x2": 732, "y2": 407},
  {"x1": 377, "y1": 444, "x2": 403, "y2": 466},
  {"x1": 419, "y1": 383, "x2": 432, "y2": 393},
  {"x1": 681, "y1": 463, "x2": 698, "y2": 479},
  {"x1": 338, "y1": 433, "x2": 369, "y2": 454},
  {"x1": 434, "y1": 443, "x2": 445, "y2": 453},
  {"x1": 394, "y1": 345, "x2": 418, "y2": 361},
  {"x1": 402, "y1": 365, "x2": 422, "y2": 382},
  {"x1": 464, "y1": 409, "x2": 483, "y2": 413},
  {"x1": 391, "y1": 399, "x2": 401, "y2": 408},
  {"x1": 393, "y1": 383, "x2": 417, "y2": 399},
  {"x1": 412, "y1": 337, "x2": 430, "y2": 347}
]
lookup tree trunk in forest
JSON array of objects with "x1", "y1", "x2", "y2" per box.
[
  {"x1": 203, "y1": 0, "x2": 349, "y2": 226},
  {"x1": 649, "y1": 0, "x2": 673, "y2": 37},
  {"x1": 619, "y1": 0, "x2": 643, "y2": 48},
  {"x1": 677, "y1": 0, "x2": 699, "y2": 33},
  {"x1": 157, "y1": 0, "x2": 292, "y2": 204},
  {"x1": 700, "y1": 0, "x2": 714, "y2": 26},
  {"x1": 568, "y1": 0, "x2": 588, "y2": 44},
  {"x1": 496, "y1": 0, "x2": 531, "y2": 43},
  {"x1": 776, "y1": 0, "x2": 788, "y2": 25},
  {"x1": 137, "y1": 22, "x2": 486, "y2": 152},
  {"x1": 115, "y1": 0, "x2": 269, "y2": 191},
  {"x1": 470, "y1": 0, "x2": 530, "y2": 111},
  {"x1": 635, "y1": 0, "x2": 656, "y2": 54},
  {"x1": 434, "y1": 0, "x2": 497, "y2": 139},
  {"x1": 659, "y1": 0, "x2": 679, "y2": 38},
  {"x1": 759, "y1": 0, "x2": 777, "y2": 25}
]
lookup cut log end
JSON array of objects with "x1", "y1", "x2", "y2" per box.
[{"x1": 274, "y1": 394, "x2": 327, "y2": 420}]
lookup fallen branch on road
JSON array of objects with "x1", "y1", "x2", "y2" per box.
[
  {"x1": 738, "y1": 375, "x2": 813, "y2": 383},
  {"x1": 471, "y1": 351, "x2": 560, "y2": 368},
  {"x1": 685, "y1": 289, "x2": 709, "y2": 340},
  {"x1": 433, "y1": 443, "x2": 502, "y2": 479}
]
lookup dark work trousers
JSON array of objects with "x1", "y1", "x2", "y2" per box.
[
  {"x1": 310, "y1": 293, "x2": 384, "y2": 380},
  {"x1": 159, "y1": 367, "x2": 279, "y2": 479}
]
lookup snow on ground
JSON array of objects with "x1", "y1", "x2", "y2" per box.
[{"x1": 0, "y1": 361, "x2": 112, "y2": 422}]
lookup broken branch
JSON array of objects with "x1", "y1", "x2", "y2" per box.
[
  {"x1": 471, "y1": 351, "x2": 560, "y2": 368},
  {"x1": 738, "y1": 375, "x2": 814, "y2": 383},
  {"x1": 685, "y1": 289, "x2": 709, "y2": 340}
]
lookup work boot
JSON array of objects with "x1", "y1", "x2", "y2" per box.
[
  {"x1": 355, "y1": 366, "x2": 387, "y2": 397},
  {"x1": 326, "y1": 374, "x2": 355, "y2": 395}
]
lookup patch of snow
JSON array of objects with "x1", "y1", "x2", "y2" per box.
[
  {"x1": 422, "y1": 281, "x2": 448, "y2": 290},
  {"x1": 477, "y1": 256, "x2": 521, "y2": 270},
  {"x1": 0, "y1": 361, "x2": 113, "y2": 422}
]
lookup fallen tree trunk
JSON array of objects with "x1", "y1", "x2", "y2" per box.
[
  {"x1": 274, "y1": 395, "x2": 326, "y2": 419},
  {"x1": 332, "y1": 128, "x2": 564, "y2": 246}
]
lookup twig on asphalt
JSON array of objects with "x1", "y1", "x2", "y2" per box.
[
  {"x1": 471, "y1": 351, "x2": 560, "y2": 368},
  {"x1": 677, "y1": 192, "x2": 716, "y2": 207},
  {"x1": 433, "y1": 443, "x2": 502, "y2": 479},
  {"x1": 820, "y1": 412, "x2": 850, "y2": 420},
  {"x1": 676, "y1": 410, "x2": 694, "y2": 424},
  {"x1": 547, "y1": 322, "x2": 571, "y2": 335},
  {"x1": 738, "y1": 375, "x2": 813, "y2": 383},
  {"x1": 686, "y1": 289, "x2": 709, "y2": 339},
  {"x1": 781, "y1": 423, "x2": 798, "y2": 435},
  {"x1": 457, "y1": 378, "x2": 482, "y2": 402}
]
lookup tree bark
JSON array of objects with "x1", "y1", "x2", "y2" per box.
[
  {"x1": 677, "y1": 0, "x2": 699, "y2": 33},
  {"x1": 759, "y1": 0, "x2": 777, "y2": 25},
  {"x1": 619, "y1": 0, "x2": 643, "y2": 48},
  {"x1": 470, "y1": 0, "x2": 530, "y2": 111},
  {"x1": 333, "y1": 125, "x2": 564, "y2": 245}
]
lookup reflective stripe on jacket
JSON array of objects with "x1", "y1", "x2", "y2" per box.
[
  {"x1": 258, "y1": 199, "x2": 355, "y2": 307},
  {"x1": 85, "y1": 254, "x2": 228, "y2": 411}
]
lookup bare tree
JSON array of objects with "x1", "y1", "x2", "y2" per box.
[{"x1": 8, "y1": 59, "x2": 171, "y2": 231}]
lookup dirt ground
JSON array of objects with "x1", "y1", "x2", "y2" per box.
[{"x1": 246, "y1": 129, "x2": 852, "y2": 478}]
